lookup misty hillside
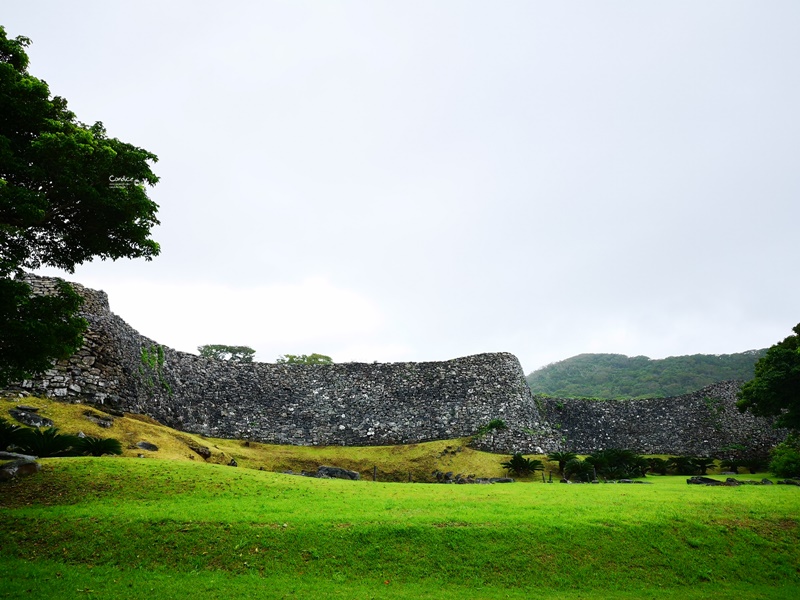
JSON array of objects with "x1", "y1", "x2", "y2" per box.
[{"x1": 525, "y1": 350, "x2": 767, "y2": 399}]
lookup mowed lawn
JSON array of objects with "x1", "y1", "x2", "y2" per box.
[{"x1": 1, "y1": 457, "x2": 798, "y2": 599}]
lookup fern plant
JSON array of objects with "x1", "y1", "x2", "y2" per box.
[
  {"x1": 15, "y1": 427, "x2": 81, "y2": 458},
  {"x1": 501, "y1": 453, "x2": 543, "y2": 477},
  {"x1": 74, "y1": 436, "x2": 123, "y2": 457},
  {"x1": 0, "y1": 417, "x2": 28, "y2": 451}
]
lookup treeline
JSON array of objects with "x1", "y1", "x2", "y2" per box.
[{"x1": 525, "y1": 350, "x2": 766, "y2": 399}]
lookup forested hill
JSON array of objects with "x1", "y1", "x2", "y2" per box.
[{"x1": 525, "y1": 350, "x2": 766, "y2": 399}]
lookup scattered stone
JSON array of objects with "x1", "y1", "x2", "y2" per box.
[
  {"x1": 189, "y1": 445, "x2": 211, "y2": 460},
  {"x1": 87, "y1": 403, "x2": 125, "y2": 417},
  {"x1": 489, "y1": 477, "x2": 515, "y2": 483},
  {"x1": 83, "y1": 410, "x2": 114, "y2": 428},
  {"x1": 0, "y1": 455, "x2": 41, "y2": 481},
  {"x1": 687, "y1": 476, "x2": 721, "y2": 485},
  {"x1": 688, "y1": 476, "x2": 779, "y2": 487},
  {"x1": 9, "y1": 408, "x2": 53, "y2": 428},
  {"x1": 228, "y1": 458, "x2": 238, "y2": 467},
  {"x1": 16, "y1": 405, "x2": 40, "y2": 412},
  {"x1": 136, "y1": 441, "x2": 158, "y2": 452},
  {"x1": 0, "y1": 451, "x2": 36, "y2": 461},
  {"x1": 777, "y1": 479, "x2": 800, "y2": 486},
  {"x1": 317, "y1": 465, "x2": 359, "y2": 480}
]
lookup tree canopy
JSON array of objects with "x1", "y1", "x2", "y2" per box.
[
  {"x1": 526, "y1": 350, "x2": 766, "y2": 399},
  {"x1": 0, "y1": 26, "x2": 160, "y2": 385},
  {"x1": 737, "y1": 323, "x2": 800, "y2": 430},
  {"x1": 276, "y1": 353, "x2": 333, "y2": 365},
  {"x1": 198, "y1": 345, "x2": 256, "y2": 363}
]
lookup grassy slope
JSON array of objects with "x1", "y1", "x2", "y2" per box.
[
  {"x1": 1, "y1": 458, "x2": 799, "y2": 599},
  {"x1": 2, "y1": 398, "x2": 799, "y2": 598},
  {"x1": 0, "y1": 397, "x2": 515, "y2": 481}
]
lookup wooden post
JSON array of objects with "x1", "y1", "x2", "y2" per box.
[{"x1": 373, "y1": 465, "x2": 377, "y2": 481}]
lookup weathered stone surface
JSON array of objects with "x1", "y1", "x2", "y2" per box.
[
  {"x1": 317, "y1": 465, "x2": 360, "y2": 480},
  {"x1": 2, "y1": 274, "x2": 787, "y2": 456},
  {"x1": 541, "y1": 383, "x2": 785, "y2": 455},
  {"x1": 9, "y1": 408, "x2": 53, "y2": 429},
  {"x1": 0, "y1": 457, "x2": 41, "y2": 481},
  {"x1": 5, "y1": 275, "x2": 558, "y2": 454},
  {"x1": 0, "y1": 451, "x2": 37, "y2": 461},
  {"x1": 84, "y1": 411, "x2": 114, "y2": 428},
  {"x1": 189, "y1": 445, "x2": 211, "y2": 459},
  {"x1": 136, "y1": 441, "x2": 158, "y2": 452},
  {"x1": 687, "y1": 476, "x2": 721, "y2": 485}
]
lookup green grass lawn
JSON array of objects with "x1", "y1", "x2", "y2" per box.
[{"x1": 1, "y1": 457, "x2": 798, "y2": 599}]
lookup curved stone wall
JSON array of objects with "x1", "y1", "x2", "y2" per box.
[
  {"x1": 8, "y1": 275, "x2": 559, "y2": 453},
  {"x1": 3, "y1": 275, "x2": 785, "y2": 455},
  {"x1": 541, "y1": 382, "x2": 786, "y2": 455}
]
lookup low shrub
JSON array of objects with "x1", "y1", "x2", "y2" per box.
[
  {"x1": 546, "y1": 451, "x2": 577, "y2": 474},
  {"x1": 770, "y1": 436, "x2": 800, "y2": 478},
  {"x1": 647, "y1": 457, "x2": 668, "y2": 475},
  {"x1": 74, "y1": 436, "x2": 123, "y2": 457},
  {"x1": 585, "y1": 448, "x2": 648, "y2": 479},
  {"x1": 15, "y1": 427, "x2": 82, "y2": 458},
  {"x1": 667, "y1": 456, "x2": 698, "y2": 475},
  {"x1": 564, "y1": 457, "x2": 594, "y2": 482},
  {"x1": 0, "y1": 417, "x2": 28, "y2": 451},
  {"x1": 691, "y1": 456, "x2": 716, "y2": 475},
  {"x1": 500, "y1": 453, "x2": 543, "y2": 477}
]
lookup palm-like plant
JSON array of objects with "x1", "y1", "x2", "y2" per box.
[
  {"x1": 15, "y1": 427, "x2": 81, "y2": 458},
  {"x1": 501, "y1": 453, "x2": 544, "y2": 477},
  {"x1": 547, "y1": 451, "x2": 577, "y2": 474},
  {"x1": 74, "y1": 436, "x2": 123, "y2": 457},
  {"x1": 586, "y1": 448, "x2": 645, "y2": 479},
  {"x1": 666, "y1": 456, "x2": 698, "y2": 475},
  {"x1": 0, "y1": 417, "x2": 28, "y2": 451},
  {"x1": 647, "y1": 457, "x2": 669, "y2": 475},
  {"x1": 564, "y1": 458, "x2": 594, "y2": 482},
  {"x1": 691, "y1": 457, "x2": 716, "y2": 476},
  {"x1": 719, "y1": 458, "x2": 743, "y2": 474}
]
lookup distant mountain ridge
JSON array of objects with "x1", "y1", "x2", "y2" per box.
[{"x1": 525, "y1": 350, "x2": 767, "y2": 399}]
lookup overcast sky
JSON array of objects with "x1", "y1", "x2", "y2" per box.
[{"x1": 5, "y1": 1, "x2": 799, "y2": 373}]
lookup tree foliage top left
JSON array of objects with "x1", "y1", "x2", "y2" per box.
[
  {"x1": 0, "y1": 26, "x2": 161, "y2": 386},
  {"x1": 0, "y1": 26, "x2": 160, "y2": 277}
]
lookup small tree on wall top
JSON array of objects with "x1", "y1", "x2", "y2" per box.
[
  {"x1": 198, "y1": 345, "x2": 256, "y2": 363},
  {"x1": 276, "y1": 354, "x2": 333, "y2": 365}
]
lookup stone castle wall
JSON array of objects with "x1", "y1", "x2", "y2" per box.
[
  {"x1": 3, "y1": 275, "x2": 785, "y2": 455},
  {"x1": 540, "y1": 382, "x2": 786, "y2": 455},
  {"x1": 8, "y1": 275, "x2": 559, "y2": 453}
]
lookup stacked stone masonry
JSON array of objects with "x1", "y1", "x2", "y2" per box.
[{"x1": 3, "y1": 275, "x2": 785, "y2": 455}]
